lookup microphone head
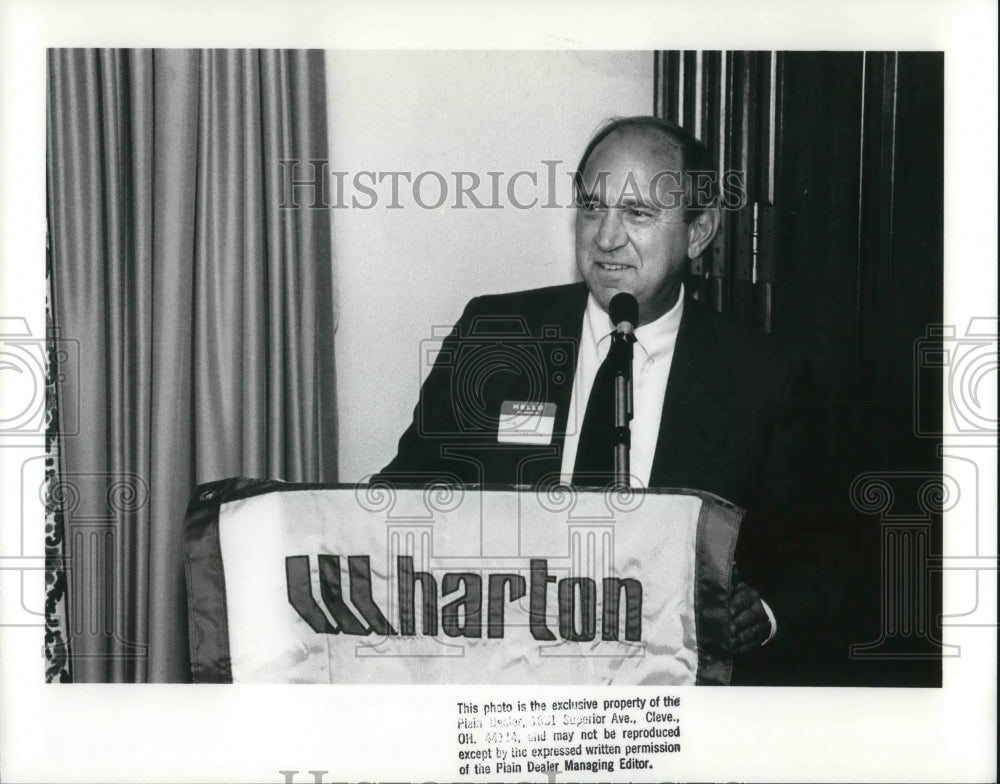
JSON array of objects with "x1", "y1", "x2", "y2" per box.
[{"x1": 609, "y1": 292, "x2": 639, "y2": 327}]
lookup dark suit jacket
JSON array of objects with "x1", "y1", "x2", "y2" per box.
[{"x1": 383, "y1": 282, "x2": 846, "y2": 680}]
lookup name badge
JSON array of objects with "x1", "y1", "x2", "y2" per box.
[{"x1": 497, "y1": 401, "x2": 556, "y2": 445}]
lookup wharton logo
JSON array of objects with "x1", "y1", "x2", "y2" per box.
[{"x1": 285, "y1": 556, "x2": 642, "y2": 642}]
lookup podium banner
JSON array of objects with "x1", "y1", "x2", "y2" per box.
[{"x1": 184, "y1": 479, "x2": 744, "y2": 685}]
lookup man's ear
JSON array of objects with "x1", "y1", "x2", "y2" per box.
[{"x1": 687, "y1": 207, "x2": 721, "y2": 259}]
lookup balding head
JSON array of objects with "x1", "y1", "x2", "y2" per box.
[{"x1": 574, "y1": 116, "x2": 718, "y2": 225}]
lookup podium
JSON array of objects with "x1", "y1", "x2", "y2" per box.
[{"x1": 184, "y1": 478, "x2": 743, "y2": 685}]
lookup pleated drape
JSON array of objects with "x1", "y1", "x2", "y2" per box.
[{"x1": 46, "y1": 49, "x2": 335, "y2": 682}]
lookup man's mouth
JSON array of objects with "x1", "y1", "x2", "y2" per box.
[{"x1": 595, "y1": 261, "x2": 631, "y2": 272}]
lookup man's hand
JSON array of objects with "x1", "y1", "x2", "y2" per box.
[{"x1": 729, "y1": 570, "x2": 772, "y2": 657}]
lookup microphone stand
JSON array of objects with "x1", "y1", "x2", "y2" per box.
[{"x1": 609, "y1": 326, "x2": 635, "y2": 489}]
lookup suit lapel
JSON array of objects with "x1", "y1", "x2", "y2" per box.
[
  {"x1": 548, "y1": 284, "x2": 588, "y2": 441},
  {"x1": 506, "y1": 283, "x2": 588, "y2": 486},
  {"x1": 649, "y1": 298, "x2": 726, "y2": 489}
]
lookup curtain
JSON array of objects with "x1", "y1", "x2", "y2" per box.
[
  {"x1": 46, "y1": 49, "x2": 335, "y2": 683},
  {"x1": 45, "y1": 223, "x2": 71, "y2": 682},
  {"x1": 654, "y1": 51, "x2": 778, "y2": 333}
]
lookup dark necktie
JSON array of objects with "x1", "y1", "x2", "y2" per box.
[{"x1": 572, "y1": 346, "x2": 616, "y2": 486}]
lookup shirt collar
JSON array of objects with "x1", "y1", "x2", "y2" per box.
[{"x1": 584, "y1": 284, "x2": 685, "y2": 361}]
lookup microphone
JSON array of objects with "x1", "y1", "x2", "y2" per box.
[
  {"x1": 609, "y1": 292, "x2": 639, "y2": 335},
  {"x1": 607, "y1": 293, "x2": 637, "y2": 488}
]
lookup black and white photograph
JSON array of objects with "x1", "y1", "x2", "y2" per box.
[{"x1": 0, "y1": 2, "x2": 996, "y2": 783}]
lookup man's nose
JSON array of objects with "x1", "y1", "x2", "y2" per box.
[{"x1": 595, "y1": 208, "x2": 627, "y2": 251}]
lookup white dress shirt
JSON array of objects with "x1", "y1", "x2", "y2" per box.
[
  {"x1": 558, "y1": 285, "x2": 777, "y2": 643},
  {"x1": 559, "y1": 287, "x2": 684, "y2": 487}
]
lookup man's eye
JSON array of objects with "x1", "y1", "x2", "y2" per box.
[
  {"x1": 627, "y1": 207, "x2": 654, "y2": 219},
  {"x1": 579, "y1": 201, "x2": 604, "y2": 212}
]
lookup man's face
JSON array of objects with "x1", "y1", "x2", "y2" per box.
[{"x1": 575, "y1": 130, "x2": 699, "y2": 326}]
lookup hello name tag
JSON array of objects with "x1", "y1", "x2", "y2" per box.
[{"x1": 497, "y1": 401, "x2": 556, "y2": 445}]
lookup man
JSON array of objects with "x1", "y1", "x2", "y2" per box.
[{"x1": 382, "y1": 116, "x2": 844, "y2": 682}]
